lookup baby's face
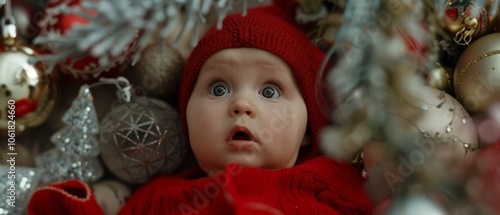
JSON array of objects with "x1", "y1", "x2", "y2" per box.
[{"x1": 186, "y1": 48, "x2": 308, "y2": 174}]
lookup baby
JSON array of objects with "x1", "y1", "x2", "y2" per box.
[
  {"x1": 28, "y1": 0, "x2": 373, "y2": 214},
  {"x1": 120, "y1": 0, "x2": 373, "y2": 214}
]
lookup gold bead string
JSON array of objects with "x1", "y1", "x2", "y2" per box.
[
  {"x1": 455, "y1": 49, "x2": 500, "y2": 98},
  {"x1": 397, "y1": 91, "x2": 477, "y2": 160}
]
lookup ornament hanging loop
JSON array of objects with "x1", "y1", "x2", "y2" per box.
[
  {"x1": 0, "y1": 0, "x2": 16, "y2": 44},
  {"x1": 453, "y1": 17, "x2": 478, "y2": 46},
  {"x1": 93, "y1": 76, "x2": 133, "y2": 103}
]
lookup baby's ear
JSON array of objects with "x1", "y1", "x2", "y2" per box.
[{"x1": 301, "y1": 134, "x2": 311, "y2": 146}]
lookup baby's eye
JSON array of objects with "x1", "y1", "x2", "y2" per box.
[
  {"x1": 209, "y1": 82, "x2": 230, "y2": 96},
  {"x1": 259, "y1": 85, "x2": 280, "y2": 99}
]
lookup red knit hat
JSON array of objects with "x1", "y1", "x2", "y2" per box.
[{"x1": 178, "y1": 0, "x2": 327, "y2": 159}]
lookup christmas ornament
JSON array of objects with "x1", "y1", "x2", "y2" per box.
[
  {"x1": 99, "y1": 96, "x2": 187, "y2": 185},
  {"x1": 37, "y1": 0, "x2": 133, "y2": 82},
  {"x1": 425, "y1": 65, "x2": 453, "y2": 92},
  {"x1": 122, "y1": 44, "x2": 184, "y2": 100},
  {"x1": 359, "y1": 86, "x2": 478, "y2": 202},
  {"x1": 0, "y1": 166, "x2": 41, "y2": 215},
  {"x1": 392, "y1": 86, "x2": 478, "y2": 169},
  {"x1": 51, "y1": 126, "x2": 100, "y2": 157},
  {"x1": 35, "y1": 148, "x2": 104, "y2": 184},
  {"x1": 0, "y1": 0, "x2": 37, "y2": 42},
  {"x1": 51, "y1": 85, "x2": 100, "y2": 156},
  {"x1": 92, "y1": 180, "x2": 131, "y2": 215},
  {"x1": 36, "y1": 83, "x2": 105, "y2": 184},
  {"x1": 0, "y1": 0, "x2": 57, "y2": 135},
  {"x1": 454, "y1": 33, "x2": 500, "y2": 113},
  {"x1": 443, "y1": 0, "x2": 498, "y2": 45}
]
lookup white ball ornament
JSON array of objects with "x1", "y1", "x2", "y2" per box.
[{"x1": 92, "y1": 180, "x2": 131, "y2": 215}]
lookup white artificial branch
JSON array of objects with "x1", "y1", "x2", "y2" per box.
[{"x1": 34, "y1": 0, "x2": 255, "y2": 77}]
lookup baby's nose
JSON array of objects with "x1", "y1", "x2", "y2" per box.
[{"x1": 229, "y1": 97, "x2": 256, "y2": 118}]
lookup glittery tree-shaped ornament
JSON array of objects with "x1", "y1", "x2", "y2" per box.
[
  {"x1": 51, "y1": 85, "x2": 100, "y2": 156},
  {"x1": 62, "y1": 85, "x2": 100, "y2": 133},
  {"x1": 36, "y1": 85, "x2": 103, "y2": 183}
]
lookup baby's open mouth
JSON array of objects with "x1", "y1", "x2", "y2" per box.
[
  {"x1": 232, "y1": 131, "x2": 252, "y2": 141},
  {"x1": 227, "y1": 126, "x2": 257, "y2": 150}
]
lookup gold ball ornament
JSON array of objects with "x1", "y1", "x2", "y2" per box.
[
  {"x1": 123, "y1": 44, "x2": 184, "y2": 100},
  {"x1": 454, "y1": 33, "x2": 500, "y2": 113},
  {"x1": 426, "y1": 65, "x2": 453, "y2": 92},
  {"x1": 0, "y1": 38, "x2": 57, "y2": 135}
]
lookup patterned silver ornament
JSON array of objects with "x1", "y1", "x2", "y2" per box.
[{"x1": 99, "y1": 96, "x2": 187, "y2": 185}]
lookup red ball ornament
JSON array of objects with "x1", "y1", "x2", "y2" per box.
[
  {"x1": 38, "y1": 0, "x2": 133, "y2": 83},
  {"x1": 443, "y1": 0, "x2": 496, "y2": 46}
]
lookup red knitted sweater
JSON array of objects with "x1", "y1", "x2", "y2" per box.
[
  {"x1": 28, "y1": 156, "x2": 372, "y2": 214},
  {"x1": 118, "y1": 156, "x2": 373, "y2": 215}
]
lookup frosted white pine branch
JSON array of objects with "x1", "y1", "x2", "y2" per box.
[
  {"x1": 34, "y1": 0, "x2": 253, "y2": 76},
  {"x1": 321, "y1": 0, "x2": 428, "y2": 159}
]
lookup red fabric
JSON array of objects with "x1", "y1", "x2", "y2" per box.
[
  {"x1": 27, "y1": 180, "x2": 104, "y2": 215},
  {"x1": 475, "y1": 142, "x2": 500, "y2": 214},
  {"x1": 118, "y1": 156, "x2": 373, "y2": 215},
  {"x1": 178, "y1": 0, "x2": 328, "y2": 160}
]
